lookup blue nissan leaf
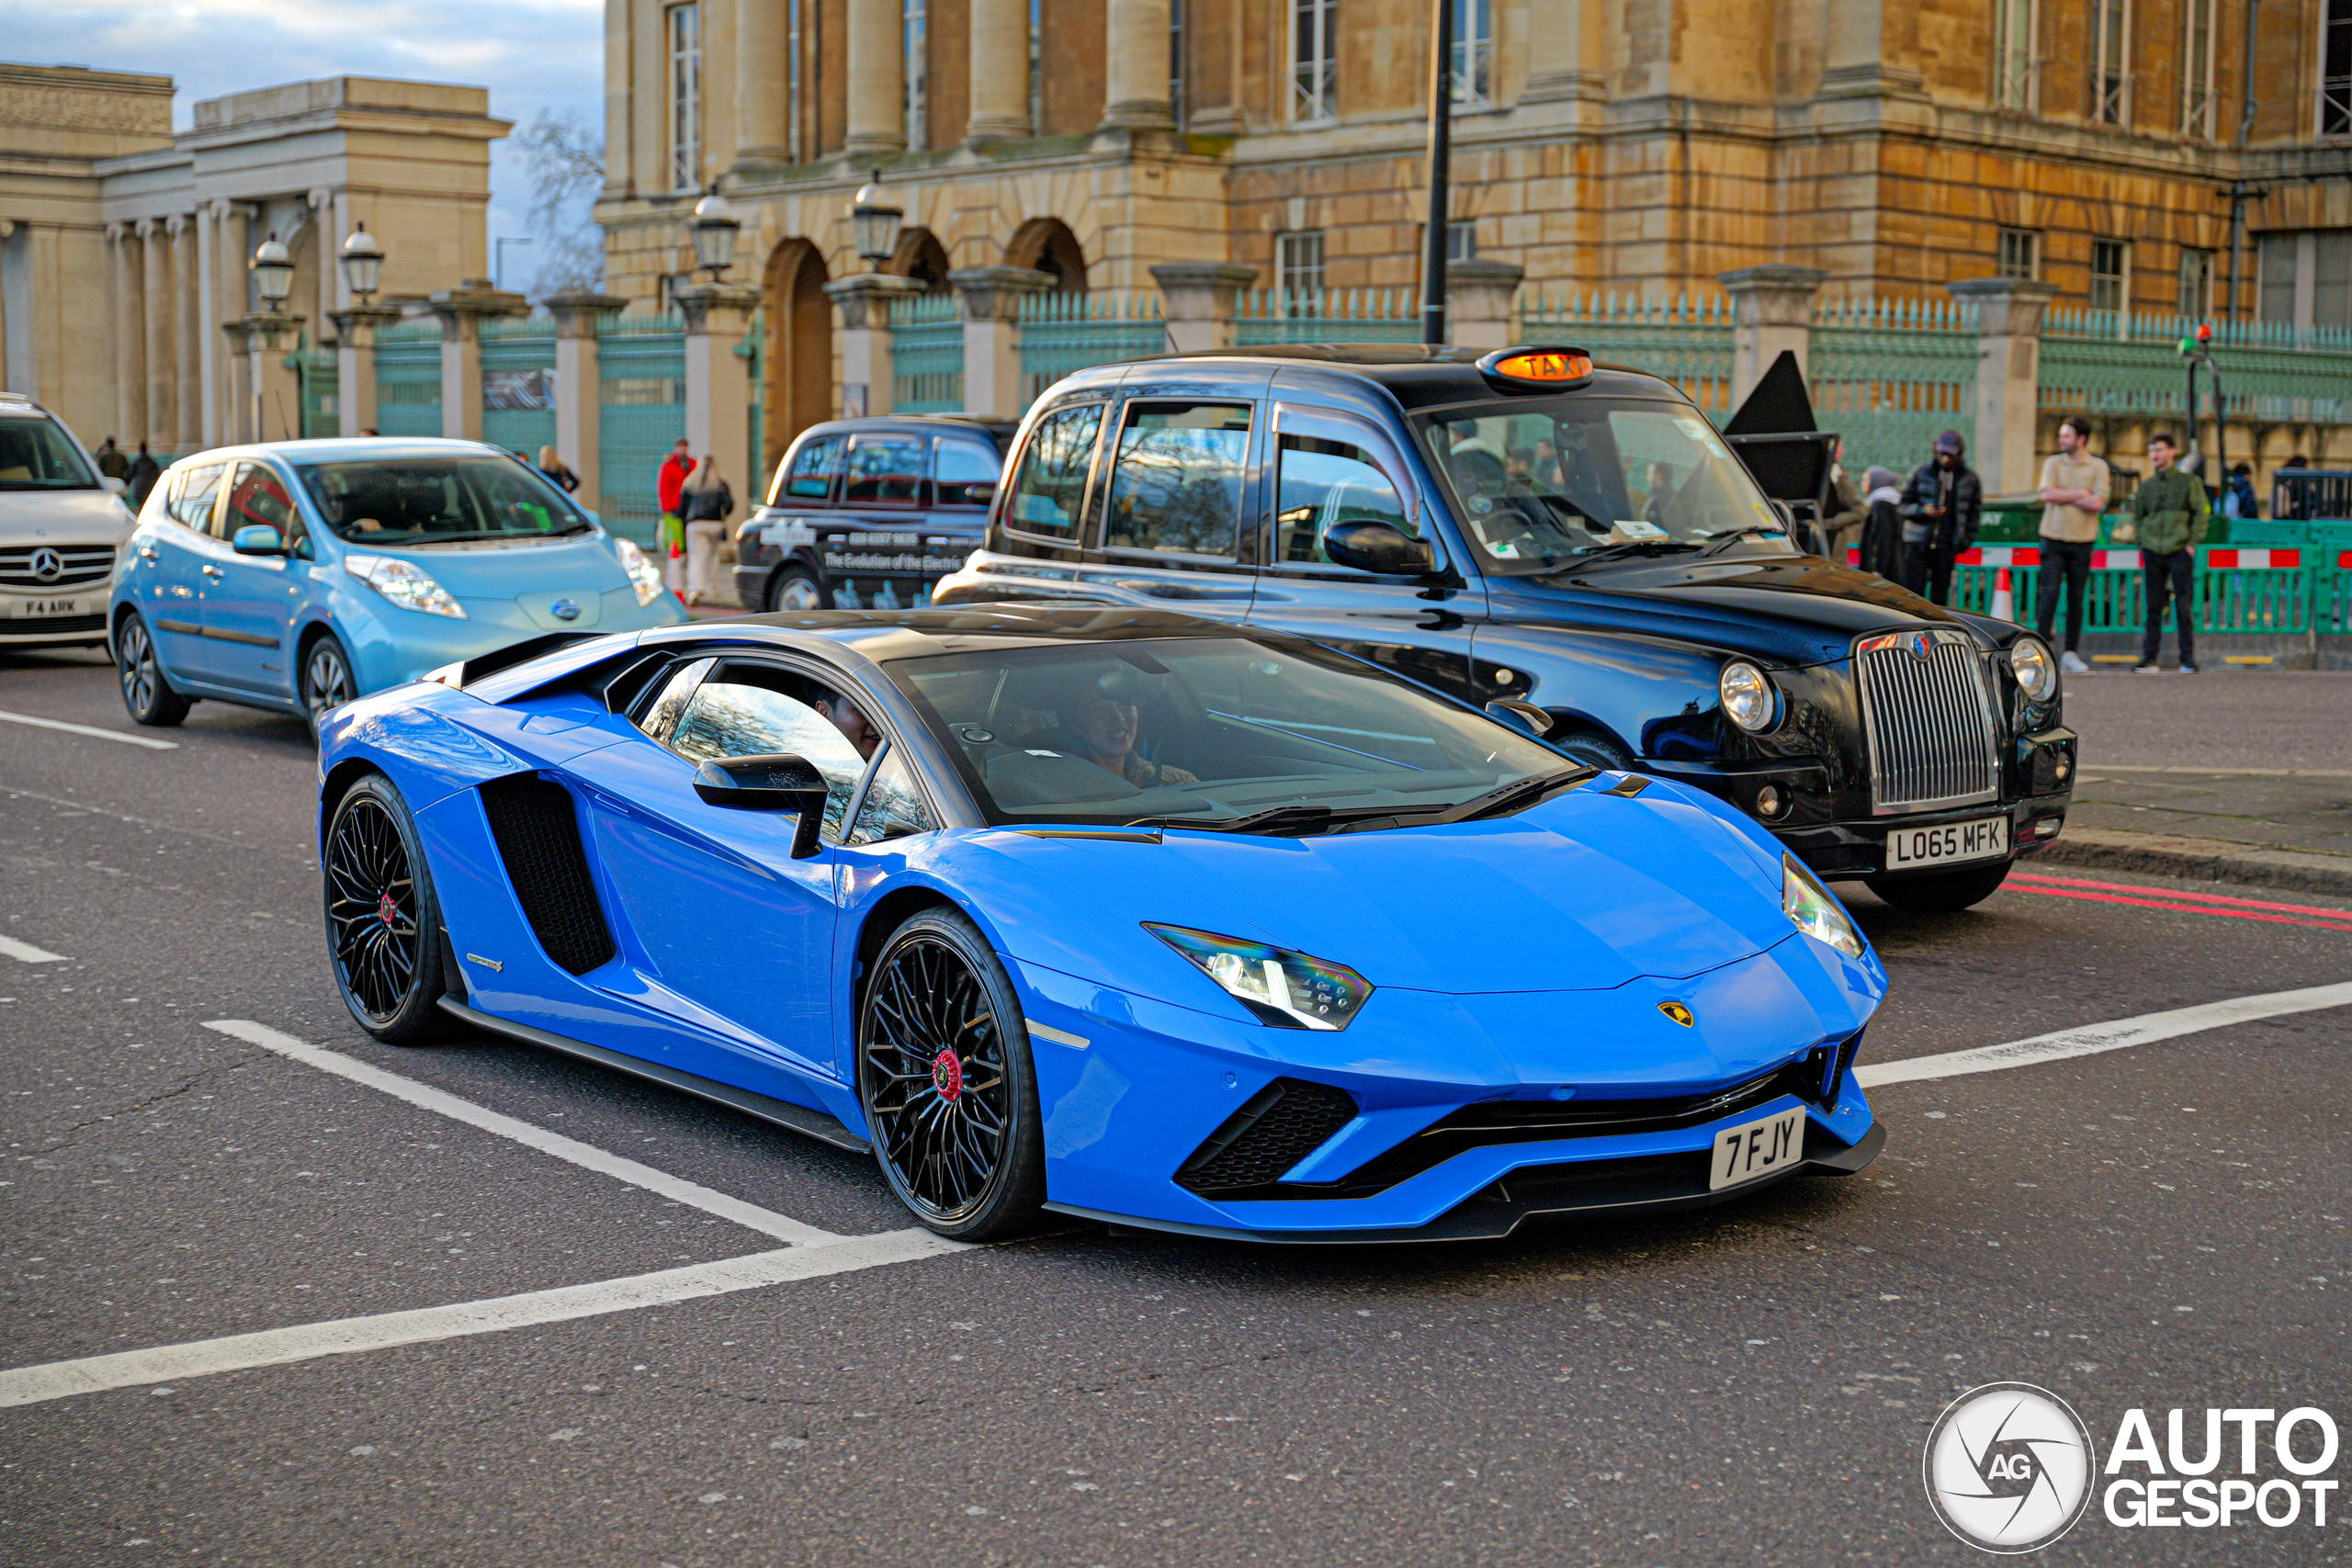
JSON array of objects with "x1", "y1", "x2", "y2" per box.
[{"x1": 108, "y1": 437, "x2": 686, "y2": 734}]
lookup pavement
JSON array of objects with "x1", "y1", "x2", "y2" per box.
[{"x1": 5, "y1": 649, "x2": 2352, "y2": 1565}]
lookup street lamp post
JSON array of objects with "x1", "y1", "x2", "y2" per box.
[
  {"x1": 234, "y1": 232, "x2": 306, "y2": 442},
  {"x1": 690, "y1": 187, "x2": 741, "y2": 281},
  {"x1": 332, "y1": 224, "x2": 400, "y2": 436},
  {"x1": 1419, "y1": 0, "x2": 1454, "y2": 345},
  {"x1": 339, "y1": 222, "x2": 384, "y2": 303},
  {"x1": 850, "y1": 173, "x2": 904, "y2": 272}
]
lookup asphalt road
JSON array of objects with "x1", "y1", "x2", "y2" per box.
[{"x1": 5, "y1": 648, "x2": 2350, "y2": 1566}]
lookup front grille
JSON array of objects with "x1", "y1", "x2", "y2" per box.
[
  {"x1": 1855, "y1": 628, "x2": 2000, "y2": 812},
  {"x1": 2, "y1": 612, "x2": 106, "y2": 635},
  {"x1": 0, "y1": 545, "x2": 117, "y2": 591},
  {"x1": 1175, "y1": 1078, "x2": 1359, "y2": 1194},
  {"x1": 479, "y1": 774, "x2": 617, "y2": 976}
]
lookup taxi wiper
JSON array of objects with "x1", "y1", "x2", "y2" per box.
[
  {"x1": 1415, "y1": 766, "x2": 1595, "y2": 825},
  {"x1": 1694, "y1": 528, "x2": 1770, "y2": 559},
  {"x1": 1557, "y1": 538, "x2": 1702, "y2": 570}
]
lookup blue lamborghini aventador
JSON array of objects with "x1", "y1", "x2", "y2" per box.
[{"x1": 315, "y1": 608, "x2": 1886, "y2": 1243}]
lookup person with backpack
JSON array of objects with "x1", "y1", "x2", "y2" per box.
[{"x1": 680, "y1": 454, "x2": 735, "y2": 606}]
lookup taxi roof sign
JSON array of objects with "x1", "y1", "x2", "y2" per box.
[{"x1": 1477, "y1": 346, "x2": 1594, "y2": 388}]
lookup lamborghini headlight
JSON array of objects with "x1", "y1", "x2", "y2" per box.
[
  {"x1": 1145, "y1": 924, "x2": 1374, "y2": 1031},
  {"x1": 2010, "y1": 634, "x2": 2058, "y2": 703},
  {"x1": 1719, "y1": 660, "x2": 1777, "y2": 732},
  {"x1": 1782, "y1": 854, "x2": 1864, "y2": 960},
  {"x1": 343, "y1": 553, "x2": 465, "y2": 618},
  {"x1": 616, "y1": 536, "x2": 667, "y2": 607}
]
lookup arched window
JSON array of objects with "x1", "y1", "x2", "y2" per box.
[{"x1": 1005, "y1": 218, "x2": 1087, "y2": 292}]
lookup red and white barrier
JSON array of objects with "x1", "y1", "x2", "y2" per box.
[{"x1": 2203, "y1": 547, "x2": 2301, "y2": 570}]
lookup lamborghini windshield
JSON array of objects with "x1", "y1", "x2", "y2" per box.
[
  {"x1": 1416, "y1": 397, "x2": 1792, "y2": 574},
  {"x1": 886, "y1": 637, "x2": 1572, "y2": 830}
]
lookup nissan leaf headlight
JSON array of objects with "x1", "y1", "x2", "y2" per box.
[
  {"x1": 615, "y1": 536, "x2": 667, "y2": 607},
  {"x1": 1782, "y1": 854, "x2": 1864, "y2": 960},
  {"x1": 1145, "y1": 924, "x2": 1373, "y2": 1031},
  {"x1": 1720, "y1": 660, "x2": 1777, "y2": 733},
  {"x1": 2009, "y1": 635, "x2": 2059, "y2": 703},
  {"x1": 343, "y1": 553, "x2": 465, "y2": 619}
]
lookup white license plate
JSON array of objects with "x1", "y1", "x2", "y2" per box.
[
  {"x1": 1884, "y1": 814, "x2": 2009, "y2": 871},
  {"x1": 1709, "y1": 1105, "x2": 1806, "y2": 1191},
  {"x1": 1, "y1": 596, "x2": 84, "y2": 619}
]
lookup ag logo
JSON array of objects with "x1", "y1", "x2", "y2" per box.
[
  {"x1": 1923, "y1": 1382, "x2": 2095, "y2": 1553},
  {"x1": 1657, "y1": 1001, "x2": 1694, "y2": 1027}
]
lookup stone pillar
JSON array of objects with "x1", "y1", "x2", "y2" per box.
[
  {"x1": 736, "y1": 0, "x2": 789, "y2": 166},
  {"x1": 224, "y1": 315, "x2": 304, "y2": 444},
  {"x1": 1819, "y1": 0, "x2": 1923, "y2": 96},
  {"x1": 604, "y1": 0, "x2": 635, "y2": 196},
  {"x1": 205, "y1": 202, "x2": 251, "y2": 447},
  {"x1": 1102, "y1": 0, "x2": 1176, "y2": 130},
  {"x1": 823, "y1": 272, "x2": 925, "y2": 417},
  {"x1": 1150, "y1": 262, "x2": 1255, "y2": 354},
  {"x1": 967, "y1": 0, "x2": 1032, "y2": 143},
  {"x1": 1445, "y1": 259, "x2": 1524, "y2": 352},
  {"x1": 1720, "y1": 265, "x2": 1827, "y2": 407},
  {"x1": 110, "y1": 225, "x2": 145, "y2": 448},
  {"x1": 951, "y1": 265, "x2": 1054, "y2": 415},
  {"x1": 676, "y1": 283, "x2": 762, "y2": 505},
  {"x1": 171, "y1": 216, "x2": 202, "y2": 451},
  {"x1": 548, "y1": 291, "x2": 628, "y2": 503},
  {"x1": 329, "y1": 305, "x2": 401, "y2": 437},
  {"x1": 1521, "y1": 0, "x2": 1603, "y2": 103},
  {"x1": 1948, "y1": 277, "x2": 2059, "y2": 499},
  {"x1": 429, "y1": 279, "x2": 527, "y2": 442},
  {"x1": 139, "y1": 220, "x2": 175, "y2": 451},
  {"x1": 843, "y1": 0, "x2": 906, "y2": 158}
]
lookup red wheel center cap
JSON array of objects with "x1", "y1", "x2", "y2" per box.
[
  {"x1": 378, "y1": 892, "x2": 398, "y2": 929},
  {"x1": 931, "y1": 1049, "x2": 964, "y2": 1103}
]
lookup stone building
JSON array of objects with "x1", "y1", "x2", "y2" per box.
[{"x1": 0, "y1": 64, "x2": 507, "y2": 455}]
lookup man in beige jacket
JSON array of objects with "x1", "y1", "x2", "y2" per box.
[{"x1": 2035, "y1": 415, "x2": 2109, "y2": 674}]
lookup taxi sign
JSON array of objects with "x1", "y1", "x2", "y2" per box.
[{"x1": 1476, "y1": 346, "x2": 1594, "y2": 387}]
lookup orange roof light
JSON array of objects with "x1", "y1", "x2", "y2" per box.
[{"x1": 1480, "y1": 347, "x2": 1593, "y2": 385}]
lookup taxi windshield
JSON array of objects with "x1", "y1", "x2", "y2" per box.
[
  {"x1": 1415, "y1": 397, "x2": 1792, "y2": 573},
  {"x1": 291, "y1": 455, "x2": 594, "y2": 545},
  {"x1": 886, "y1": 636, "x2": 1571, "y2": 830}
]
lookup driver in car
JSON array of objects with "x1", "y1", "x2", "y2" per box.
[{"x1": 1071, "y1": 671, "x2": 1196, "y2": 789}]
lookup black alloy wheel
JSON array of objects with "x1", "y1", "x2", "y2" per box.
[
  {"x1": 856, "y1": 908, "x2": 1045, "y2": 1240},
  {"x1": 302, "y1": 633, "x2": 356, "y2": 736},
  {"x1": 768, "y1": 568, "x2": 827, "y2": 613},
  {"x1": 323, "y1": 773, "x2": 447, "y2": 1043},
  {"x1": 1864, "y1": 859, "x2": 2012, "y2": 915},
  {"x1": 116, "y1": 611, "x2": 192, "y2": 727}
]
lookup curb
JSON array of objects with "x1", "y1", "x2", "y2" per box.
[{"x1": 2038, "y1": 828, "x2": 2352, "y2": 898}]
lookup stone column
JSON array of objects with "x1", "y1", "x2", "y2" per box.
[
  {"x1": 139, "y1": 220, "x2": 175, "y2": 452},
  {"x1": 966, "y1": 0, "x2": 1032, "y2": 143},
  {"x1": 604, "y1": 0, "x2": 635, "y2": 196},
  {"x1": 1720, "y1": 265, "x2": 1826, "y2": 407},
  {"x1": 676, "y1": 283, "x2": 762, "y2": 506},
  {"x1": 206, "y1": 202, "x2": 251, "y2": 447},
  {"x1": 1521, "y1": 0, "x2": 1603, "y2": 103},
  {"x1": 1445, "y1": 259, "x2": 1524, "y2": 351},
  {"x1": 1102, "y1": 0, "x2": 1176, "y2": 130},
  {"x1": 1150, "y1": 262, "x2": 1254, "y2": 354},
  {"x1": 823, "y1": 272, "x2": 925, "y2": 416},
  {"x1": 1820, "y1": 0, "x2": 1923, "y2": 96},
  {"x1": 1948, "y1": 277, "x2": 2059, "y2": 499},
  {"x1": 110, "y1": 224, "x2": 145, "y2": 448},
  {"x1": 548, "y1": 291, "x2": 628, "y2": 504},
  {"x1": 329, "y1": 304, "x2": 401, "y2": 437},
  {"x1": 843, "y1": 0, "x2": 906, "y2": 157},
  {"x1": 736, "y1": 0, "x2": 789, "y2": 166},
  {"x1": 223, "y1": 314, "x2": 305, "y2": 444},
  {"x1": 951, "y1": 265, "x2": 1053, "y2": 415},
  {"x1": 429, "y1": 279, "x2": 528, "y2": 442},
  {"x1": 171, "y1": 216, "x2": 202, "y2": 451}
]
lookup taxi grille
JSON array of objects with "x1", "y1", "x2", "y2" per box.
[
  {"x1": 0, "y1": 544, "x2": 117, "y2": 591},
  {"x1": 1855, "y1": 629, "x2": 2000, "y2": 812}
]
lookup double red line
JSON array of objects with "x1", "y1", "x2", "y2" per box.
[{"x1": 2007, "y1": 869, "x2": 2352, "y2": 933}]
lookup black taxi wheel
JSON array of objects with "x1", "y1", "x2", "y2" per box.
[
  {"x1": 323, "y1": 773, "x2": 447, "y2": 1044},
  {"x1": 768, "y1": 569, "x2": 828, "y2": 613},
  {"x1": 1551, "y1": 728, "x2": 1634, "y2": 773},
  {"x1": 1864, "y1": 860, "x2": 2011, "y2": 915}
]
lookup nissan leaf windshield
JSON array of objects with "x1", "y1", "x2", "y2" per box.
[
  {"x1": 888, "y1": 636, "x2": 1576, "y2": 831},
  {"x1": 291, "y1": 455, "x2": 594, "y2": 546},
  {"x1": 1417, "y1": 397, "x2": 1792, "y2": 574}
]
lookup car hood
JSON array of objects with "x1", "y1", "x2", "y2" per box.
[
  {"x1": 964, "y1": 777, "x2": 1796, "y2": 999},
  {"x1": 355, "y1": 533, "x2": 631, "y2": 598},
  {"x1": 0, "y1": 489, "x2": 134, "y2": 546}
]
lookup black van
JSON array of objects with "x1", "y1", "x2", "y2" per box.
[
  {"x1": 732, "y1": 415, "x2": 1016, "y2": 613},
  {"x1": 933, "y1": 345, "x2": 2076, "y2": 913}
]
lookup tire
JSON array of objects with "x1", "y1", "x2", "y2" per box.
[
  {"x1": 116, "y1": 611, "x2": 192, "y2": 727},
  {"x1": 1864, "y1": 859, "x2": 2013, "y2": 914},
  {"x1": 322, "y1": 772, "x2": 448, "y2": 1044},
  {"x1": 767, "y1": 568, "x2": 828, "y2": 613},
  {"x1": 1552, "y1": 728, "x2": 1634, "y2": 773},
  {"x1": 855, "y1": 907, "x2": 1046, "y2": 1241},
  {"x1": 300, "y1": 632, "x2": 356, "y2": 739}
]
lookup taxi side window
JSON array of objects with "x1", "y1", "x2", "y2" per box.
[
  {"x1": 776, "y1": 435, "x2": 844, "y2": 503},
  {"x1": 1003, "y1": 402, "x2": 1103, "y2": 540},
  {"x1": 842, "y1": 435, "x2": 926, "y2": 506},
  {"x1": 1274, "y1": 434, "x2": 1415, "y2": 567},
  {"x1": 845, "y1": 747, "x2": 937, "y2": 846},
  {"x1": 1102, "y1": 402, "x2": 1251, "y2": 558},
  {"x1": 168, "y1": 463, "x2": 226, "y2": 532},
  {"x1": 933, "y1": 439, "x2": 1001, "y2": 508}
]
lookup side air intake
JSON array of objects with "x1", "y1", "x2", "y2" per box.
[
  {"x1": 1175, "y1": 1078, "x2": 1359, "y2": 1195},
  {"x1": 478, "y1": 774, "x2": 616, "y2": 976}
]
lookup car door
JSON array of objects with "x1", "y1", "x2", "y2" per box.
[
  {"x1": 560, "y1": 655, "x2": 871, "y2": 1084},
  {"x1": 198, "y1": 459, "x2": 305, "y2": 693},
  {"x1": 823, "y1": 430, "x2": 932, "y2": 609},
  {"x1": 921, "y1": 433, "x2": 1007, "y2": 604},
  {"x1": 1086, "y1": 383, "x2": 1263, "y2": 621},
  {"x1": 1242, "y1": 401, "x2": 1489, "y2": 702},
  {"x1": 140, "y1": 459, "x2": 225, "y2": 674}
]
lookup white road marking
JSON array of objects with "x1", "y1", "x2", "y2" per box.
[
  {"x1": 0, "y1": 1230, "x2": 961, "y2": 1409},
  {"x1": 1857, "y1": 981, "x2": 2352, "y2": 1089},
  {"x1": 0, "y1": 935, "x2": 69, "y2": 964},
  {"x1": 0, "y1": 710, "x2": 178, "y2": 750},
  {"x1": 203, "y1": 1021, "x2": 842, "y2": 1247}
]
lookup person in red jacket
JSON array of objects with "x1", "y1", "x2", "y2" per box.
[{"x1": 655, "y1": 438, "x2": 694, "y2": 587}]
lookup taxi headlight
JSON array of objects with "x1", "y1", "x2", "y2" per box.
[
  {"x1": 615, "y1": 537, "x2": 666, "y2": 607},
  {"x1": 343, "y1": 553, "x2": 465, "y2": 619},
  {"x1": 1145, "y1": 924, "x2": 1374, "y2": 1032},
  {"x1": 1782, "y1": 854, "x2": 1864, "y2": 960},
  {"x1": 1720, "y1": 660, "x2": 1777, "y2": 733},
  {"x1": 2010, "y1": 635, "x2": 2059, "y2": 703}
]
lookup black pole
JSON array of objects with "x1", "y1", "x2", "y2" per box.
[{"x1": 1420, "y1": 0, "x2": 1453, "y2": 346}]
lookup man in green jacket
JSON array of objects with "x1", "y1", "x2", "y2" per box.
[{"x1": 2129, "y1": 432, "x2": 2209, "y2": 673}]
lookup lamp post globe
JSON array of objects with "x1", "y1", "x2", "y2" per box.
[
  {"x1": 251, "y1": 232, "x2": 294, "y2": 310},
  {"x1": 690, "y1": 189, "x2": 741, "y2": 281},
  {"x1": 339, "y1": 222, "x2": 385, "y2": 302},
  {"x1": 849, "y1": 173, "x2": 902, "y2": 269}
]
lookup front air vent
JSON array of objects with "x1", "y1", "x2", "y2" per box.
[
  {"x1": 1175, "y1": 1078, "x2": 1359, "y2": 1195},
  {"x1": 478, "y1": 774, "x2": 616, "y2": 976}
]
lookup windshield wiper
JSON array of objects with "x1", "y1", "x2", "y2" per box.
[
  {"x1": 1415, "y1": 766, "x2": 1596, "y2": 826},
  {"x1": 1128, "y1": 803, "x2": 1398, "y2": 838},
  {"x1": 1694, "y1": 529, "x2": 1766, "y2": 559},
  {"x1": 1554, "y1": 538, "x2": 1703, "y2": 571}
]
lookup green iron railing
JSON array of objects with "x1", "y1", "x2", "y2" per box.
[
  {"x1": 1517, "y1": 290, "x2": 1736, "y2": 422},
  {"x1": 374, "y1": 320, "x2": 443, "y2": 438},
  {"x1": 1809, "y1": 295, "x2": 1977, "y2": 478},
  {"x1": 1018, "y1": 291, "x2": 1167, "y2": 405},
  {"x1": 479, "y1": 315, "x2": 558, "y2": 460},
  {"x1": 1234, "y1": 287, "x2": 1419, "y2": 347},
  {"x1": 2041, "y1": 309, "x2": 2352, "y2": 426},
  {"x1": 596, "y1": 313, "x2": 686, "y2": 546},
  {"x1": 889, "y1": 293, "x2": 965, "y2": 412}
]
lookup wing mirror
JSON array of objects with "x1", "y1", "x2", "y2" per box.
[
  {"x1": 102, "y1": 476, "x2": 128, "y2": 496},
  {"x1": 1485, "y1": 698, "x2": 1556, "y2": 738},
  {"x1": 232, "y1": 524, "x2": 287, "y2": 557},
  {"x1": 964, "y1": 480, "x2": 995, "y2": 508},
  {"x1": 692, "y1": 752, "x2": 830, "y2": 858},
  {"x1": 1322, "y1": 520, "x2": 1435, "y2": 577}
]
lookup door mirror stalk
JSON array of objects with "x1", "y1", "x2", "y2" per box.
[
  {"x1": 691, "y1": 753, "x2": 831, "y2": 858},
  {"x1": 1485, "y1": 698, "x2": 1556, "y2": 738},
  {"x1": 1321, "y1": 520, "x2": 1435, "y2": 577},
  {"x1": 232, "y1": 525, "x2": 287, "y2": 557}
]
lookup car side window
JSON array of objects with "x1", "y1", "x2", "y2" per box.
[
  {"x1": 776, "y1": 434, "x2": 844, "y2": 503},
  {"x1": 168, "y1": 463, "x2": 225, "y2": 532},
  {"x1": 222, "y1": 462, "x2": 298, "y2": 541},
  {"x1": 666, "y1": 663, "x2": 874, "y2": 840},
  {"x1": 845, "y1": 746, "x2": 937, "y2": 846},
  {"x1": 1102, "y1": 402, "x2": 1252, "y2": 558},
  {"x1": 1274, "y1": 434, "x2": 1416, "y2": 567},
  {"x1": 636, "y1": 657, "x2": 714, "y2": 742},
  {"x1": 933, "y1": 439, "x2": 1001, "y2": 508},
  {"x1": 841, "y1": 435, "x2": 927, "y2": 507},
  {"x1": 1003, "y1": 402, "x2": 1104, "y2": 540}
]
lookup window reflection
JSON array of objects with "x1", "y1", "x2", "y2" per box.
[
  {"x1": 670, "y1": 673, "x2": 872, "y2": 838},
  {"x1": 846, "y1": 747, "x2": 936, "y2": 846}
]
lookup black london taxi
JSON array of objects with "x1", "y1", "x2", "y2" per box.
[
  {"x1": 932, "y1": 344, "x2": 2077, "y2": 913},
  {"x1": 732, "y1": 414, "x2": 1015, "y2": 613}
]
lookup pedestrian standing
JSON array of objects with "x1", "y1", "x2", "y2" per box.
[
  {"x1": 1897, "y1": 430, "x2": 1981, "y2": 604},
  {"x1": 2273, "y1": 455, "x2": 2309, "y2": 520},
  {"x1": 125, "y1": 441, "x2": 162, "y2": 509},
  {"x1": 94, "y1": 437, "x2": 129, "y2": 482},
  {"x1": 537, "y1": 444, "x2": 580, "y2": 493},
  {"x1": 2222, "y1": 462, "x2": 2257, "y2": 521},
  {"x1": 680, "y1": 455, "x2": 734, "y2": 606},
  {"x1": 2129, "y1": 432, "x2": 2209, "y2": 674},
  {"x1": 1859, "y1": 465, "x2": 1905, "y2": 580},
  {"x1": 2035, "y1": 415, "x2": 2109, "y2": 674},
  {"x1": 656, "y1": 437, "x2": 694, "y2": 589}
]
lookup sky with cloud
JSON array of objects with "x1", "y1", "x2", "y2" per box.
[{"x1": 5, "y1": 0, "x2": 602, "y2": 292}]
